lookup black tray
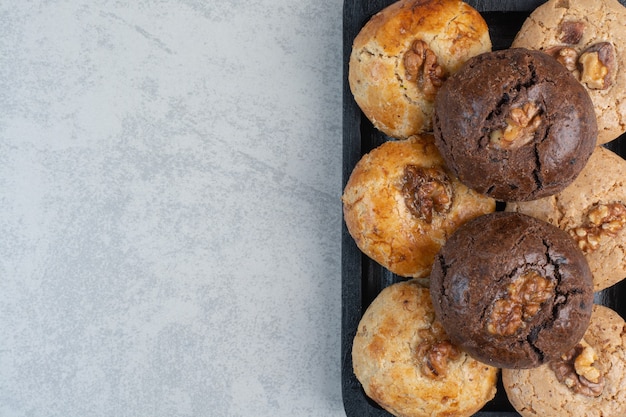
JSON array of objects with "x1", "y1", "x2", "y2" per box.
[{"x1": 342, "y1": 1, "x2": 626, "y2": 416}]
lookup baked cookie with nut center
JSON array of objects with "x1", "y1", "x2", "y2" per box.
[
  {"x1": 512, "y1": 0, "x2": 626, "y2": 144},
  {"x1": 342, "y1": 134, "x2": 495, "y2": 278},
  {"x1": 352, "y1": 280, "x2": 499, "y2": 417},
  {"x1": 503, "y1": 304, "x2": 626, "y2": 417},
  {"x1": 348, "y1": 0, "x2": 491, "y2": 139},
  {"x1": 433, "y1": 48, "x2": 597, "y2": 202},
  {"x1": 429, "y1": 211, "x2": 594, "y2": 369}
]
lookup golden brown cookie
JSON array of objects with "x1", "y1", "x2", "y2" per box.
[
  {"x1": 348, "y1": 0, "x2": 491, "y2": 139},
  {"x1": 512, "y1": 0, "x2": 626, "y2": 144},
  {"x1": 352, "y1": 279, "x2": 498, "y2": 417},
  {"x1": 503, "y1": 304, "x2": 626, "y2": 417},
  {"x1": 506, "y1": 146, "x2": 626, "y2": 291},
  {"x1": 342, "y1": 134, "x2": 496, "y2": 278}
]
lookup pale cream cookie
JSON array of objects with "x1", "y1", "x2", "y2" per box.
[
  {"x1": 512, "y1": 0, "x2": 626, "y2": 144},
  {"x1": 503, "y1": 304, "x2": 626, "y2": 417},
  {"x1": 352, "y1": 279, "x2": 498, "y2": 417},
  {"x1": 506, "y1": 146, "x2": 626, "y2": 291}
]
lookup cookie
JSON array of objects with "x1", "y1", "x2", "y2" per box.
[
  {"x1": 342, "y1": 134, "x2": 496, "y2": 278},
  {"x1": 506, "y1": 146, "x2": 626, "y2": 291},
  {"x1": 348, "y1": 0, "x2": 491, "y2": 139},
  {"x1": 503, "y1": 304, "x2": 626, "y2": 417},
  {"x1": 352, "y1": 279, "x2": 498, "y2": 417},
  {"x1": 511, "y1": 0, "x2": 626, "y2": 144},
  {"x1": 429, "y1": 211, "x2": 594, "y2": 369},
  {"x1": 432, "y1": 48, "x2": 597, "y2": 202}
]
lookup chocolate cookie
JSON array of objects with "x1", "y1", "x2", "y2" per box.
[
  {"x1": 507, "y1": 146, "x2": 626, "y2": 291},
  {"x1": 348, "y1": 0, "x2": 491, "y2": 139},
  {"x1": 512, "y1": 0, "x2": 626, "y2": 145},
  {"x1": 433, "y1": 48, "x2": 597, "y2": 202},
  {"x1": 503, "y1": 304, "x2": 626, "y2": 417},
  {"x1": 342, "y1": 134, "x2": 495, "y2": 278},
  {"x1": 352, "y1": 279, "x2": 499, "y2": 417},
  {"x1": 429, "y1": 211, "x2": 594, "y2": 369}
]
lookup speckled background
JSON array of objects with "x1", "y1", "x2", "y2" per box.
[{"x1": 0, "y1": 1, "x2": 344, "y2": 415}]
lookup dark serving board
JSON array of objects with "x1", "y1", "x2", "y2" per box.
[{"x1": 342, "y1": 1, "x2": 626, "y2": 416}]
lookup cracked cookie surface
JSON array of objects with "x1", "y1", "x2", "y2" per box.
[
  {"x1": 352, "y1": 279, "x2": 498, "y2": 417},
  {"x1": 429, "y1": 211, "x2": 594, "y2": 369},
  {"x1": 342, "y1": 134, "x2": 495, "y2": 278},
  {"x1": 506, "y1": 146, "x2": 626, "y2": 291},
  {"x1": 433, "y1": 48, "x2": 597, "y2": 202},
  {"x1": 512, "y1": 0, "x2": 626, "y2": 145},
  {"x1": 503, "y1": 304, "x2": 626, "y2": 417},
  {"x1": 348, "y1": 0, "x2": 491, "y2": 139}
]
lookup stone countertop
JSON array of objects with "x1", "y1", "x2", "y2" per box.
[{"x1": 0, "y1": 1, "x2": 345, "y2": 416}]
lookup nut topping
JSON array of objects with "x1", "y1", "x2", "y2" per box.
[
  {"x1": 414, "y1": 321, "x2": 461, "y2": 379},
  {"x1": 403, "y1": 39, "x2": 447, "y2": 99},
  {"x1": 575, "y1": 340, "x2": 601, "y2": 384},
  {"x1": 487, "y1": 299, "x2": 523, "y2": 337},
  {"x1": 416, "y1": 340, "x2": 461, "y2": 379},
  {"x1": 404, "y1": 40, "x2": 426, "y2": 80},
  {"x1": 489, "y1": 102, "x2": 542, "y2": 149},
  {"x1": 487, "y1": 271, "x2": 555, "y2": 336},
  {"x1": 517, "y1": 271, "x2": 556, "y2": 320},
  {"x1": 546, "y1": 42, "x2": 616, "y2": 90},
  {"x1": 402, "y1": 166, "x2": 452, "y2": 223},
  {"x1": 579, "y1": 42, "x2": 615, "y2": 90},
  {"x1": 559, "y1": 21, "x2": 585, "y2": 44},
  {"x1": 550, "y1": 341, "x2": 605, "y2": 397},
  {"x1": 546, "y1": 46, "x2": 579, "y2": 72},
  {"x1": 569, "y1": 202, "x2": 626, "y2": 253}
]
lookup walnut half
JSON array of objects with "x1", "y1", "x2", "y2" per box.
[
  {"x1": 546, "y1": 46, "x2": 579, "y2": 72},
  {"x1": 489, "y1": 102, "x2": 542, "y2": 149},
  {"x1": 403, "y1": 39, "x2": 447, "y2": 100},
  {"x1": 550, "y1": 341, "x2": 605, "y2": 397},
  {"x1": 416, "y1": 340, "x2": 461, "y2": 379},
  {"x1": 569, "y1": 202, "x2": 626, "y2": 253},
  {"x1": 546, "y1": 42, "x2": 616, "y2": 90},
  {"x1": 579, "y1": 42, "x2": 616, "y2": 90},
  {"x1": 401, "y1": 166, "x2": 452, "y2": 223},
  {"x1": 487, "y1": 271, "x2": 555, "y2": 336}
]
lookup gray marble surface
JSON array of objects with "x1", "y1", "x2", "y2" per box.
[{"x1": 0, "y1": 1, "x2": 345, "y2": 416}]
